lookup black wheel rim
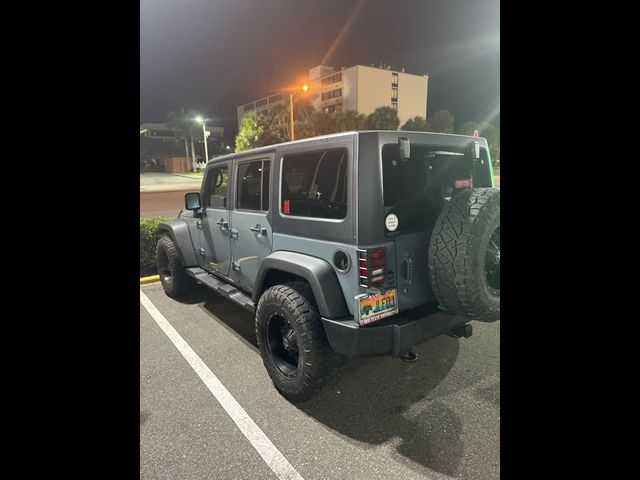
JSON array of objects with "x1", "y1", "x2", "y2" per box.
[
  {"x1": 157, "y1": 248, "x2": 172, "y2": 285},
  {"x1": 266, "y1": 312, "x2": 299, "y2": 376},
  {"x1": 485, "y1": 226, "x2": 500, "y2": 290}
]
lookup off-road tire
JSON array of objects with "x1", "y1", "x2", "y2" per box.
[
  {"x1": 255, "y1": 281, "x2": 344, "y2": 402},
  {"x1": 156, "y1": 235, "x2": 195, "y2": 298},
  {"x1": 428, "y1": 188, "x2": 500, "y2": 321}
]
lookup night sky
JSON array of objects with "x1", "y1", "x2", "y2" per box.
[{"x1": 140, "y1": 0, "x2": 499, "y2": 142}]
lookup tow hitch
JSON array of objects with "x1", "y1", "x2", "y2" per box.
[
  {"x1": 400, "y1": 351, "x2": 418, "y2": 363},
  {"x1": 446, "y1": 323, "x2": 473, "y2": 339},
  {"x1": 400, "y1": 323, "x2": 472, "y2": 363}
]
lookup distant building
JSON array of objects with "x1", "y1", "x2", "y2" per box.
[
  {"x1": 140, "y1": 122, "x2": 225, "y2": 172},
  {"x1": 237, "y1": 64, "x2": 429, "y2": 130}
]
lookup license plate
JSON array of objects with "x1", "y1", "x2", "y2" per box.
[{"x1": 358, "y1": 289, "x2": 399, "y2": 325}]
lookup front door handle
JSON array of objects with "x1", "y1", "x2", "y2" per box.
[
  {"x1": 250, "y1": 225, "x2": 267, "y2": 237},
  {"x1": 216, "y1": 218, "x2": 228, "y2": 230}
]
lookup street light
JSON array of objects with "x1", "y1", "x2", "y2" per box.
[
  {"x1": 289, "y1": 84, "x2": 309, "y2": 141},
  {"x1": 195, "y1": 116, "x2": 209, "y2": 169}
]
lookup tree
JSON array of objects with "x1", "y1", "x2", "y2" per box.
[
  {"x1": 335, "y1": 110, "x2": 368, "y2": 132},
  {"x1": 428, "y1": 109, "x2": 455, "y2": 133},
  {"x1": 456, "y1": 121, "x2": 479, "y2": 136},
  {"x1": 168, "y1": 109, "x2": 203, "y2": 172},
  {"x1": 268, "y1": 97, "x2": 315, "y2": 140},
  {"x1": 366, "y1": 106, "x2": 400, "y2": 130},
  {"x1": 295, "y1": 110, "x2": 335, "y2": 139},
  {"x1": 268, "y1": 103, "x2": 290, "y2": 138},
  {"x1": 167, "y1": 109, "x2": 193, "y2": 162},
  {"x1": 401, "y1": 115, "x2": 430, "y2": 132},
  {"x1": 456, "y1": 121, "x2": 500, "y2": 164},
  {"x1": 235, "y1": 111, "x2": 286, "y2": 152}
]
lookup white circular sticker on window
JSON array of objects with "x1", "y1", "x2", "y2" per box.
[{"x1": 385, "y1": 213, "x2": 399, "y2": 231}]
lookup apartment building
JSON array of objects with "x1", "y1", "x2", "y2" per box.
[{"x1": 237, "y1": 64, "x2": 428, "y2": 129}]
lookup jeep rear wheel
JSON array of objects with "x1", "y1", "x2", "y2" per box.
[
  {"x1": 255, "y1": 281, "x2": 344, "y2": 402},
  {"x1": 156, "y1": 235, "x2": 195, "y2": 298},
  {"x1": 428, "y1": 188, "x2": 500, "y2": 321}
]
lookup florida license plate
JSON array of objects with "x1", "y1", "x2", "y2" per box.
[{"x1": 358, "y1": 289, "x2": 399, "y2": 325}]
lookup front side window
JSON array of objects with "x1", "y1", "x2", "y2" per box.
[
  {"x1": 204, "y1": 165, "x2": 229, "y2": 209},
  {"x1": 237, "y1": 159, "x2": 270, "y2": 211},
  {"x1": 281, "y1": 149, "x2": 348, "y2": 219}
]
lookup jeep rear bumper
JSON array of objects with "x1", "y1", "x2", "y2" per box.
[{"x1": 321, "y1": 306, "x2": 471, "y2": 357}]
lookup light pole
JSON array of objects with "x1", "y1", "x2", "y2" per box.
[
  {"x1": 195, "y1": 116, "x2": 209, "y2": 169},
  {"x1": 289, "y1": 84, "x2": 309, "y2": 141}
]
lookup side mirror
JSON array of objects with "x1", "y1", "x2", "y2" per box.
[
  {"x1": 398, "y1": 137, "x2": 410, "y2": 161},
  {"x1": 184, "y1": 192, "x2": 201, "y2": 210}
]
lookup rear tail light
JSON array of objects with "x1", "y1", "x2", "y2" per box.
[
  {"x1": 455, "y1": 178, "x2": 473, "y2": 189},
  {"x1": 358, "y1": 248, "x2": 387, "y2": 287}
]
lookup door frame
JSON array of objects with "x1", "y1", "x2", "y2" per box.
[
  {"x1": 200, "y1": 159, "x2": 233, "y2": 276},
  {"x1": 229, "y1": 152, "x2": 275, "y2": 290}
]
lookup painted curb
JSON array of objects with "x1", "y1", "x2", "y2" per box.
[{"x1": 140, "y1": 275, "x2": 160, "y2": 285}]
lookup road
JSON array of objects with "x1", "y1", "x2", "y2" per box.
[
  {"x1": 140, "y1": 282, "x2": 500, "y2": 480},
  {"x1": 141, "y1": 191, "x2": 196, "y2": 218}
]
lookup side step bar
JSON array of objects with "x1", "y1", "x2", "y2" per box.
[{"x1": 185, "y1": 267, "x2": 255, "y2": 313}]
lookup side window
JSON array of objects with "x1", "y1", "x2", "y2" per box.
[
  {"x1": 204, "y1": 165, "x2": 228, "y2": 209},
  {"x1": 281, "y1": 149, "x2": 348, "y2": 219},
  {"x1": 236, "y1": 159, "x2": 270, "y2": 212}
]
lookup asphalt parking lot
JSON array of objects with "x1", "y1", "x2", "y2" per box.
[{"x1": 140, "y1": 282, "x2": 500, "y2": 480}]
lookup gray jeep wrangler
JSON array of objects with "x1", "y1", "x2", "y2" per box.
[{"x1": 156, "y1": 131, "x2": 500, "y2": 402}]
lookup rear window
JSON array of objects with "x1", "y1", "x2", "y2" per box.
[
  {"x1": 382, "y1": 144, "x2": 474, "y2": 231},
  {"x1": 281, "y1": 149, "x2": 348, "y2": 219}
]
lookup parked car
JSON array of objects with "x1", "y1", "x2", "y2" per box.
[{"x1": 156, "y1": 131, "x2": 500, "y2": 401}]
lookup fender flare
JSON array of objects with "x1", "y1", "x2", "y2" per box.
[
  {"x1": 253, "y1": 251, "x2": 350, "y2": 319},
  {"x1": 158, "y1": 219, "x2": 199, "y2": 267}
]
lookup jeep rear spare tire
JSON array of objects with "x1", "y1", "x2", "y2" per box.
[{"x1": 428, "y1": 188, "x2": 500, "y2": 321}]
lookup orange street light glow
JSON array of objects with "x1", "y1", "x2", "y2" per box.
[{"x1": 302, "y1": 84, "x2": 309, "y2": 92}]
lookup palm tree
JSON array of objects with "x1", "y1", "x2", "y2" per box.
[
  {"x1": 337, "y1": 110, "x2": 367, "y2": 131},
  {"x1": 168, "y1": 109, "x2": 201, "y2": 172},
  {"x1": 299, "y1": 110, "x2": 334, "y2": 138},
  {"x1": 401, "y1": 116, "x2": 430, "y2": 132},
  {"x1": 167, "y1": 109, "x2": 191, "y2": 158},
  {"x1": 268, "y1": 96, "x2": 316, "y2": 140},
  {"x1": 367, "y1": 106, "x2": 400, "y2": 130}
]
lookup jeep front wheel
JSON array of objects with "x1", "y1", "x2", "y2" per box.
[
  {"x1": 255, "y1": 281, "x2": 343, "y2": 402},
  {"x1": 156, "y1": 235, "x2": 194, "y2": 298}
]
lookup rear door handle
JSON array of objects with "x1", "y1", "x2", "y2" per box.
[
  {"x1": 250, "y1": 225, "x2": 267, "y2": 237},
  {"x1": 216, "y1": 218, "x2": 228, "y2": 230}
]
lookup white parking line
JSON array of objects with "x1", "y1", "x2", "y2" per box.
[{"x1": 140, "y1": 289, "x2": 304, "y2": 480}]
